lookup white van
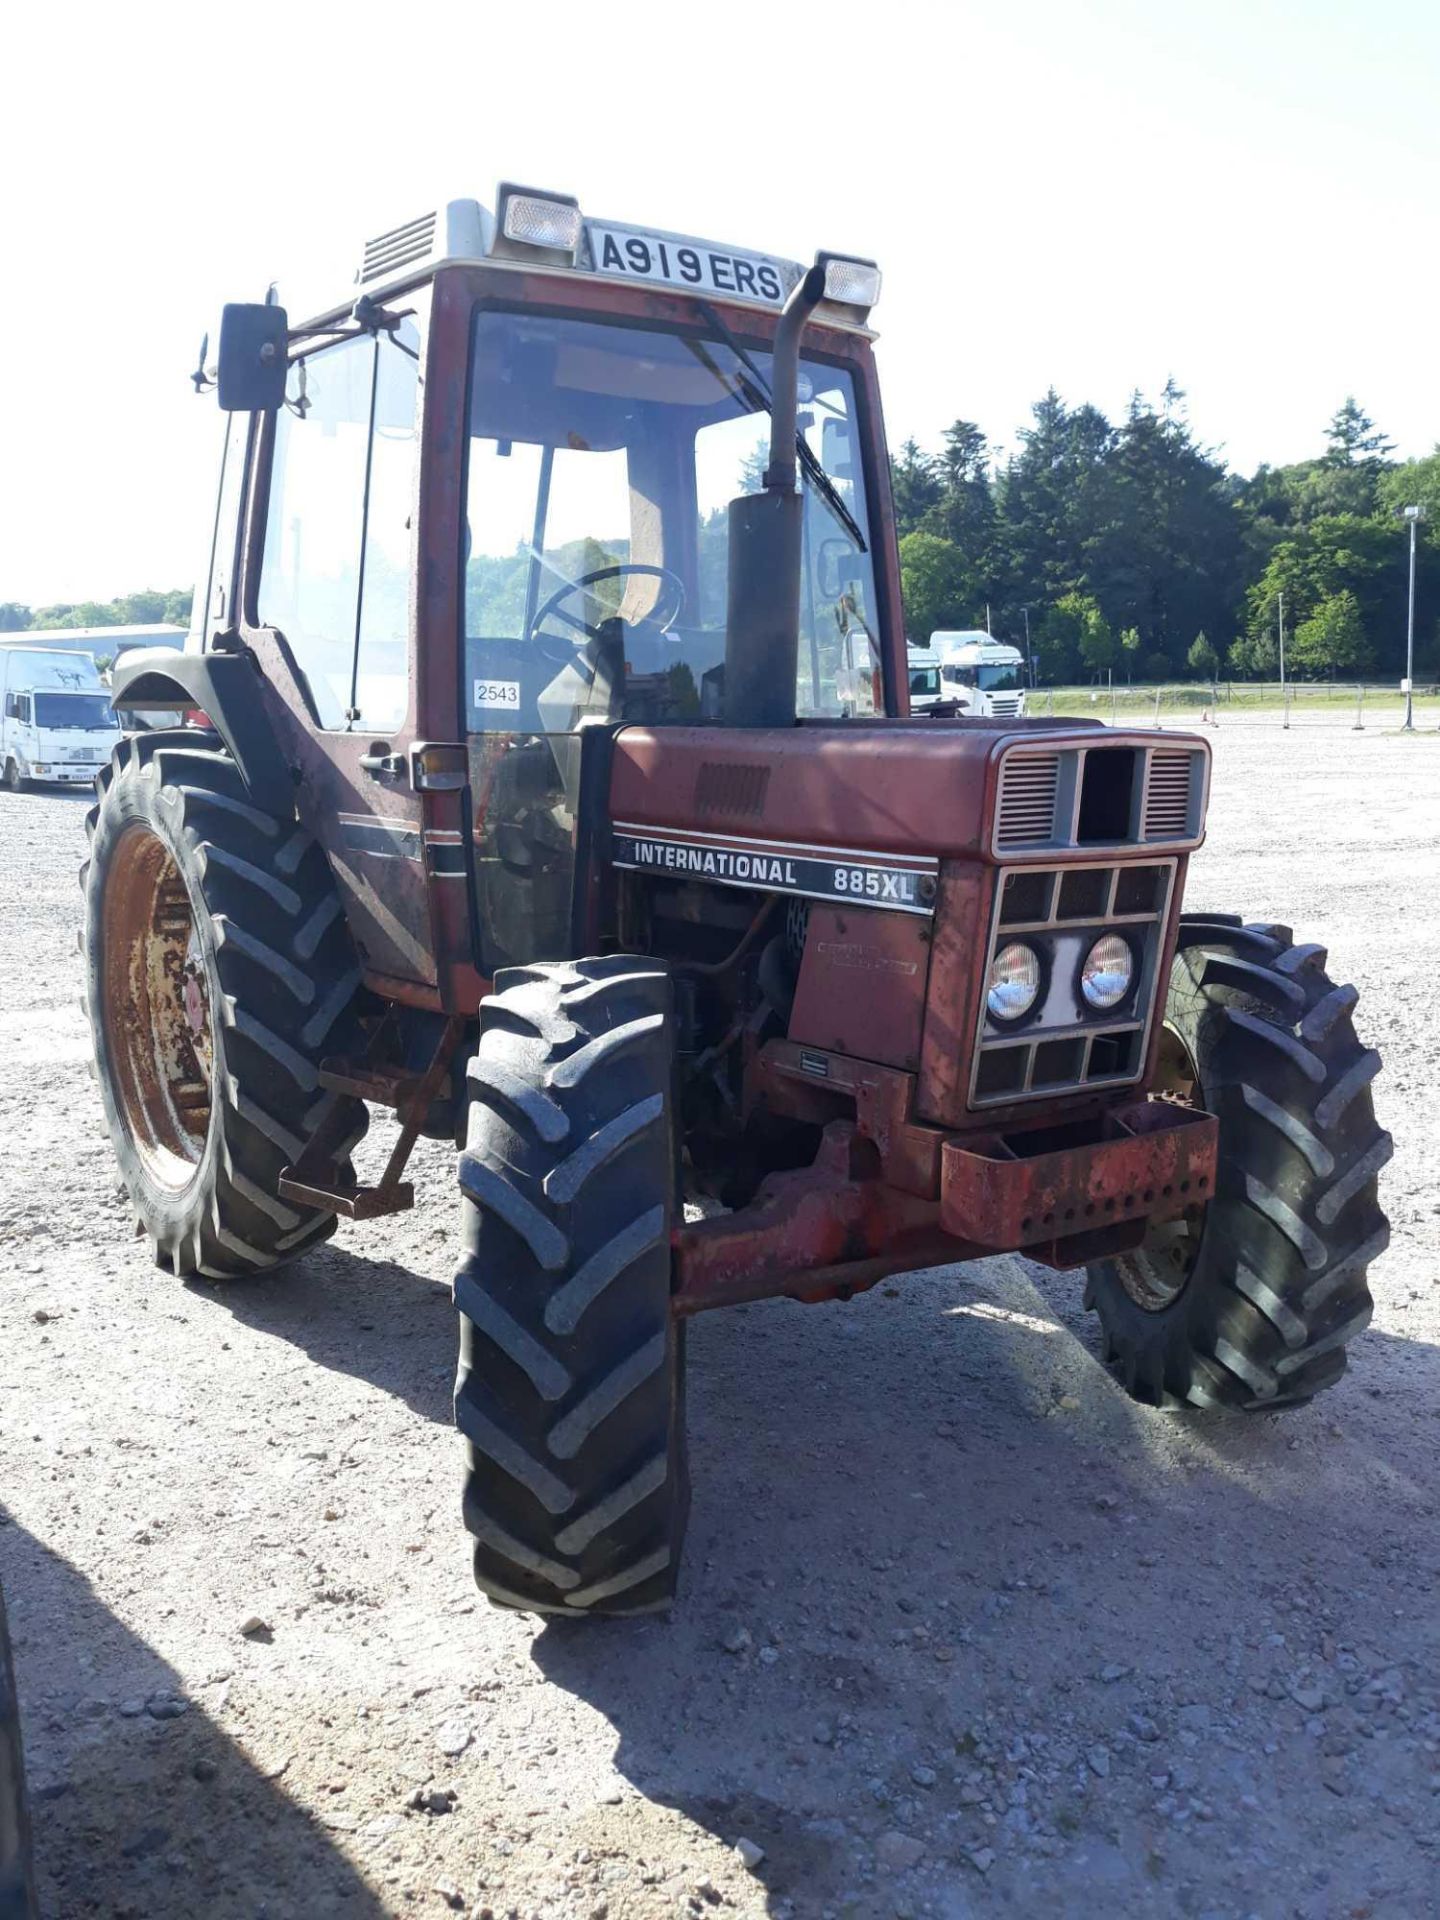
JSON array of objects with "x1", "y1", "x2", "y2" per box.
[
  {"x1": 0, "y1": 647, "x2": 123, "y2": 790},
  {"x1": 929, "y1": 631, "x2": 1028, "y2": 719}
]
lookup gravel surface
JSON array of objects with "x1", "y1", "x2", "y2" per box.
[{"x1": 1, "y1": 722, "x2": 1437, "y2": 1920}]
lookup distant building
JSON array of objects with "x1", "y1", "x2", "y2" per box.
[{"x1": 0, "y1": 624, "x2": 187, "y2": 661}]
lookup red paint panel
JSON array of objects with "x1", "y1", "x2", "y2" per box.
[
  {"x1": 612, "y1": 724, "x2": 1001, "y2": 858},
  {"x1": 789, "y1": 904, "x2": 931, "y2": 1071},
  {"x1": 915, "y1": 862, "x2": 991, "y2": 1127}
]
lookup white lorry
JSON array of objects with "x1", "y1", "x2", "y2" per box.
[
  {"x1": 908, "y1": 630, "x2": 1027, "y2": 719},
  {"x1": 0, "y1": 646, "x2": 123, "y2": 790}
]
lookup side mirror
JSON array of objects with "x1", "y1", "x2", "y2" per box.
[{"x1": 216, "y1": 303, "x2": 289, "y2": 411}]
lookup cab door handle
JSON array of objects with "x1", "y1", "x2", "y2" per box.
[{"x1": 359, "y1": 747, "x2": 405, "y2": 778}]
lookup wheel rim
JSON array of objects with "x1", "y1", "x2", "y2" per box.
[
  {"x1": 1112, "y1": 1023, "x2": 1207, "y2": 1313},
  {"x1": 101, "y1": 825, "x2": 213, "y2": 1189}
]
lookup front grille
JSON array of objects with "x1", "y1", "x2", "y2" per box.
[
  {"x1": 991, "y1": 738, "x2": 1208, "y2": 857},
  {"x1": 360, "y1": 211, "x2": 437, "y2": 283},
  {"x1": 970, "y1": 860, "x2": 1175, "y2": 1108},
  {"x1": 995, "y1": 751, "x2": 1061, "y2": 850}
]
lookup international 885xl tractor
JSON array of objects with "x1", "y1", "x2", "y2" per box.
[{"x1": 84, "y1": 185, "x2": 1391, "y2": 1616}]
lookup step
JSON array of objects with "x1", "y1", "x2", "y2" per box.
[
  {"x1": 277, "y1": 1173, "x2": 415, "y2": 1220},
  {"x1": 317, "y1": 1058, "x2": 450, "y2": 1107}
]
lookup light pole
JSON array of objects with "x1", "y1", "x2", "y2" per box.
[
  {"x1": 1402, "y1": 504, "x2": 1423, "y2": 732},
  {"x1": 1019, "y1": 605, "x2": 1033, "y2": 683}
]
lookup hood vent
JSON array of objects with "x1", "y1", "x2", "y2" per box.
[
  {"x1": 1143, "y1": 749, "x2": 1199, "y2": 842},
  {"x1": 695, "y1": 761, "x2": 770, "y2": 819},
  {"x1": 360, "y1": 212, "x2": 437, "y2": 284},
  {"x1": 995, "y1": 751, "x2": 1061, "y2": 851}
]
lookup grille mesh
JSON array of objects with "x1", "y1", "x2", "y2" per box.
[
  {"x1": 995, "y1": 753, "x2": 1060, "y2": 850},
  {"x1": 1143, "y1": 751, "x2": 1195, "y2": 842},
  {"x1": 695, "y1": 761, "x2": 770, "y2": 819},
  {"x1": 360, "y1": 212, "x2": 437, "y2": 283}
]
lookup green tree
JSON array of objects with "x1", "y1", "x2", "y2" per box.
[
  {"x1": 1376, "y1": 449, "x2": 1440, "y2": 524},
  {"x1": 1291, "y1": 590, "x2": 1372, "y2": 676},
  {"x1": 1187, "y1": 632, "x2": 1219, "y2": 678},
  {"x1": 0, "y1": 603, "x2": 31, "y2": 631},
  {"x1": 998, "y1": 392, "x2": 1118, "y2": 615},
  {"x1": 1033, "y1": 590, "x2": 1110, "y2": 683},
  {"x1": 924, "y1": 420, "x2": 999, "y2": 564},
  {"x1": 1076, "y1": 599, "x2": 1118, "y2": 674},
  {"x1": 115, "y1": 590, "x2": 169, "y2": 625},
  {"x1": 1092, "y1": 383, "x2": 1245, "y2": 666},
  {"x1": 1323, "y1": 397, "x2": 1393, "y2": 469},
  {"x1": 889, "y1": 439, "x2": 944, "y2": 538},
  {"x1": 898, "y1": 531, "x2": 973, "y2": 640}
]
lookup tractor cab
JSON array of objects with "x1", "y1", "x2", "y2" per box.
[{"x1": 174, "y1": 188, "x2": 897, "y2": 1000}]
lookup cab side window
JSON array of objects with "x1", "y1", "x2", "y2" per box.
[{"x1": 258, "y1": 316, "x2": 421, "y2": 731}]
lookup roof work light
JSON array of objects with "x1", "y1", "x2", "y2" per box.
[{"x1": 492, "y1": 183, "x2": 582, "y2": 265}]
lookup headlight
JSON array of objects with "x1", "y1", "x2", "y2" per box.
[
  {"x1": 987, "y1": 941, "x2": 1041, "y2": 1022},
  {"x1": 1080, "y1": 933, "x2": 1134, "y2": 1010}
]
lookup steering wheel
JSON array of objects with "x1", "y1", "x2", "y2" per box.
[{"x1": 530, "y1": 564, "x2": 686, "y2": 644}]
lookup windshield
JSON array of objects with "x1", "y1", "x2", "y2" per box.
[
  {"x1": 34, "y1": 692, "x2": 115, "y2": 730},
  {"x1": 463, "y1": 310, "x2": 881, "y2": 733},
  {"x1": 978, "y1": 664, "x2": 1022, "y2": 692},
  {"x1": 909, "y1": 666, "x2": 940, "y2": 696}
]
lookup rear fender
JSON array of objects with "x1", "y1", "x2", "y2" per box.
[{"x1": 109, "y1": 648, "x2": 295, "y2": 813}]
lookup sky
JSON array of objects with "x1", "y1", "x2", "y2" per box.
[{"x1": 2, "y1": 0, "x2": 1437, "y2": 606}]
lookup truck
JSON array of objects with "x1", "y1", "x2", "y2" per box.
[
  {"x1": 928, "y1": 631, "x2": 1028, "y2": 718},
  {"x1": 81, "y1": 185, "x2": 1389, "y2": 1617},
  {"x1": 1, "y1": 646, "x2": 123, "y2": 790}
]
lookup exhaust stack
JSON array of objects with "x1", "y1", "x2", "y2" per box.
[{"x1": 722, "y1": 264, "x2": 826, "y2": 728}]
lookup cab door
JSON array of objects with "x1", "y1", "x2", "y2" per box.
[{"x1": 239, "y1": 295, "x2": 438, "y2": 991}]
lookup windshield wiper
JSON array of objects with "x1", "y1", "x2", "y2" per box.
[{"x1": 692, "y1": 302, "x2": 868, "y2": 554}]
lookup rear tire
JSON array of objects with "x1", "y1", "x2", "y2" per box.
[
  {"x1": 454, "y1": 957, "x2": 688, "y2": 1616},
  {"x1": 81, "y1": 730, "x2": 369, "y2": 1279},
  {"x1": 0, "y1": 1585, "x2": 37, "y2": 1920},
  {"x1": 1086, "y1": 916, "x2": 1390, "y2": 1411}
]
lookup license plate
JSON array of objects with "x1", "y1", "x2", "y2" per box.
[{"x1": 586, "y1": 223, "x2": 795, "y2": 307}]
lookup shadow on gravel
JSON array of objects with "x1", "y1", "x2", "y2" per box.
[
  {"x1": 193, "y1": 1243, "x2": 456, "y2": 1424},
  {"x1": 532, "y1": 1256, "x2": 1440, "y2": 1913},
  {"x1": 0, "y1": 1509, "x2": 386, "y2": 1920}
]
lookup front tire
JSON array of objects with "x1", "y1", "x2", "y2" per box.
[
  {"x1": 81, "y1": 731, "x2": 369, "y2": 1279},
  {"x1": 1086, "y1": 916, "x2": 1390, "y2": 1411},
  {"x1": 454, "y1": 957, "x2": 688, "y2": 1617},
  {"x1": 2, "y1": 760, "x2": 23, "y2": 794}
]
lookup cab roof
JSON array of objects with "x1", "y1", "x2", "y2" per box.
[{"x1": 289, "y1": 194, "x2": 878, "y2": 340}]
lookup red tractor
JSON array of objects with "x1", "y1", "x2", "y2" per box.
[{"x1": 85, "y1": 186, "x2": 1389, "y2": 1615}]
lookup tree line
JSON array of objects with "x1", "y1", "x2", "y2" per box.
[
  {"x1": 6, "y1": 394, "x2": 1437, "y2": 688},
  {"x1": 893, "y1": 390, "x2": 1439, "y2": 683},
  {"x1": 0, "y1": 589, "x2": 192, "y2": 634}
]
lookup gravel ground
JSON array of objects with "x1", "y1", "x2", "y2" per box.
[{"x1": 1, "y1": 721, "x2": 1437, "y2": 1920}]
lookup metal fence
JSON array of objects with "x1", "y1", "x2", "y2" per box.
[{"x1": 1037, "y1": 681, "x2": 1440, "y2": 730}]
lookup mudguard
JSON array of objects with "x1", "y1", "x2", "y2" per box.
[{"x1": 109, "y1": 648, "x2": 295, "y2": 811}]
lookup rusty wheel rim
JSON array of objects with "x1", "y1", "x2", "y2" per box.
[
  {"x1": 101, "y1": 825, "x2": 213, "y2": 1190},
  {"x1": 1113, "y1": 1024, "x2": 1206, "y2": 1313}
]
